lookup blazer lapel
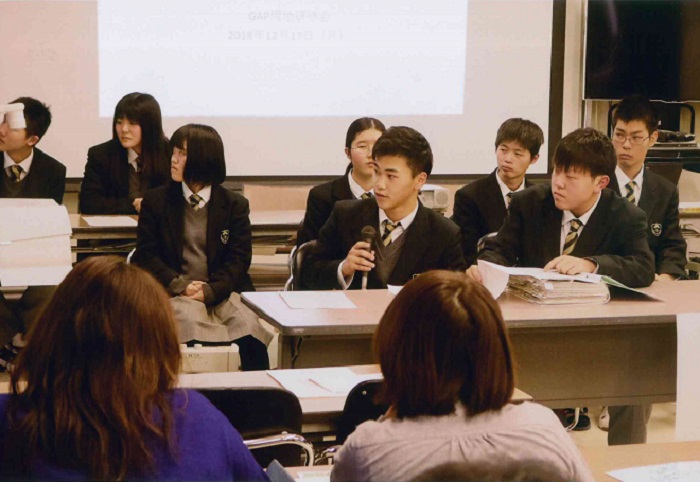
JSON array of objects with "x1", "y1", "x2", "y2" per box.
[
  {"x1": 486, "y1": 171, "x2": 507, "y2": 222},
  {"x1": 572, "y1": 191, "x2": 611, "y2": 257},
  {"x1": 387, "y1": 203, "x2": 431, "y2": 284},
  {"x1": 638, "y1": 170, "x2": 658, "y2": 217},
  {"x1": 166, "y1": 183, "x2": 186, "y2": 267},
  {"x1": 542, "y1": 193, "x2": 563, "y2": 263},
  {"x1": 206, "y1": 185, "x2": 228, "y2": 270}
]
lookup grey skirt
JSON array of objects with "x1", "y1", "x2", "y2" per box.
[{"x1": 171, "y1": 292, "x2": 273, "y2": 346}]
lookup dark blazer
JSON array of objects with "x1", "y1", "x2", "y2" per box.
[
  {"x1": 79, "y1": 138, "x2": 169, "y2": 214},
  {"x1": 479, "y1": 183, "x2": 656, "y2": 288},
  {"x1": 0, "y1": 148, "x2": 66, "y2": 204},
  {"x1": 451, "y1": 170, "x2": 532, "y2": 266},
  {"x1": 609, "y1": 169, "x2": 687, "y2": 277},
  {"x1": 301, "y1": 198, "x2": 467, "y2": 290},
  {"x1": 134, "y1": 182, "x2": 254, "y2": 305},
  {"x1": 297, "y1": 175, "x2": 354, "y2": 246}
]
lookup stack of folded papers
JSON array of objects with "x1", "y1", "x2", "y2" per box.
[{"x1": 507, "y1": 275, "x2": 610, "y2": 305}]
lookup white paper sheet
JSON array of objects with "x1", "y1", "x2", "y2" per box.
[
  {"x1": 81, "y1": 215, "x2": 138, "y2": 227},
  {"x1": 0, "y1": 265, "x2": 72, "y2": 287},
  {"x1": 0, "y1": 205, "x2": 71, "y2": 242},
  {"x1": 295, "y1": 469, "x2": 331, "y2": 481},
  {"x1": 608, "y1": 461, "x2": 700, "y2": 481},
  {"x1": 0, "y1": 236, "x2": 73, "y2": 286},
  {"x1": 267, "y1": 368, "x2": 381, "y2": 398},
  {"x1": 279, "y1": 291, "x2": 356, "y2": 309},
  {"x1": 387, "y1": 285, "x2": 402, "y2": 295},
  {"x1": 478, "y1": 260, "x2": 511, "y2": 299},
  {"x1": 676, "y1": 313, "x2": 700, "y2": 441}
]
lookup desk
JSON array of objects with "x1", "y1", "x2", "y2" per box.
[
  {"x1": 579, "y1": 441, "x2": 700, "y2": 481},
  {"x1": 177, "y1": 365, "x2": 530, "y2": 436},
  {"x1": 242, "y1": 281, "x2": 700, "y2": 407}
]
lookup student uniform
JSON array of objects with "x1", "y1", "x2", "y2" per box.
[
  {"x1": 301, "y1": 197, "x2": 467, "y2": 290},
  {"x1": 134, "y1": 182, "x2": 271, "y2": 370},
  {"x1": 79, "y1": 138, "x2": 169, "y2": 214},
  {"x1": 0, "y1": 149, "x2": 66, "y2": 352},
  {"x1": 479, "y1": 183, "x2": 655, "y2": 288},
  {"x1": 451, "y1": 169, "x2": 532, "y2": 266}
]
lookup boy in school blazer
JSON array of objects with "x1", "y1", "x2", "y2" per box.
[
  {"x1": 603, "y1": 96, "x2": 687, "y2": 445},
  {"x1": 467, "y1": 127, "x2": 655, "y2": 289},
  {"x1": 297, "y1": 117, "x2": 386, "y2": 245},
  {"x1": 301, "y1": 126, "x2": 467, "y2": 290},
  {"x1": 451, "y1": 118, "x2": 544, "y2": 265},
  {"x1": 0, "y1": 97, "x2": 66, "y2": 370}
]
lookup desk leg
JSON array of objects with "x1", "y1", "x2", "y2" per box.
[{"x1": 277, "y1": 334, "x2": 373, "y2": 369}]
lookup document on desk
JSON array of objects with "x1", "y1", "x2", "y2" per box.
[
  {"x1": 267, "y1": 367, "x2": 381, "y2": 398},
  {"x1": 608, "y1": 461, "x2": 700, "y2": 481},
  {"x1": 279, "y1": 291, "x2": 356, "y2": 309},
  {"x1": 676, "y1": 313, "x2": 700, "y2": 441},
  {"x1": 81, "y1": 216, "x2": 138, "y2": 227}
]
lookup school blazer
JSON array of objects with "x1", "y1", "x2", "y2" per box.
[
  {"x1": 297, "y1": 174, "x2": 354, "y2": 246},
  {"x1": 134, "y1": 182, "x2": 254, "y2": 304},
  {"x1": 0, "y1": 148, "x2": 66, "y2": 204},
  {"x1": 301, "y1": 198, "x2": 467, "y2": 290},
  {"x1": 451, "y1": 170, "x2": 532, "y2": 266},
  {"x1": 479, "y1": 183, "x2": 656, "y2": 288},
  {"x1": 609, "y1": 169, "x2": 687, "y2": 277},
  {"x1": 79, "y1": 138, "x2": 169, "y2": 214}
]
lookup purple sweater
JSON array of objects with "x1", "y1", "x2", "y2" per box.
[{"x1": 0, "y1": 389, "x2": 269, "y2": 481}]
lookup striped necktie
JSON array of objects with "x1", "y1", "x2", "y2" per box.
[
  {"x1": 382, "y1": 220, "x2": 401, "y2": 247},
  {"x1": 562, "y1": 218, "x2": 582, "y2": 255},
  {"x1": 361, "y1": 192, "x2": 373, "y2": 200},
  {"x1": 7, "y1": 164, "x2": 22, "y2": 182},
  {"x1": 189, "y1": 193, "x2": 203, "y2": 211},
  {"x1": 625, "y1": 180, "x2": 637, "y2": 205},
  {"x1": 505, "y1": 192, "x2": 513, "y2": 208}
]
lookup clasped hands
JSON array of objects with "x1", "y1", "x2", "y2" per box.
[{"x1": 182, "y1": 280, "x2": 206, "y2": 301}]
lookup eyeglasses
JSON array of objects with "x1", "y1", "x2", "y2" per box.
[
  {"x1": 612, "y1": 133, "x2": 650, "y2": 146},
  {"x1": 351, "y1": 145, "x2": 373, "y2": 154}
]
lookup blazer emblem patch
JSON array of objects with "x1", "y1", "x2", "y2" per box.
[
  {"x1": 650, "y1": 223, "x2": 662, "y2": 237},
  {"x1": 221, "y1": 229, "x2": 230, "y2": 245}
]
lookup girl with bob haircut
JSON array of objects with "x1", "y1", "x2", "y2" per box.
[
  {"x1": 134, "y1": 124, "x2": 272, "y2": 371},
  {"x1": 331, "y1": 270, "x2": 594, "y2": 482},
  {"x1": 79, "y1": 92, "x2": 171, "y2": 214},
  {"x1": 297, "y1": 117, "x2": 386, "y2": 245},
  {"x1": 0, "y1": 256, "x2": 268, "y2": 481}
]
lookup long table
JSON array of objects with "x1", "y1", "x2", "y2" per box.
[{"x1": 242, "y1": 281, "x2": 700, "y2": 408}]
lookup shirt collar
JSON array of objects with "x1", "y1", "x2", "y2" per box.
[
  {"x1": 561, "y1": 192, "x2": 601, "y2": 227},
  {"x1": 495, "y1": 168, "x2": 526, "y2": 198},
  {"x1": 182, "y1": 183, "x2": 212, "y2": 205},
  {"x1": 615, "y1": 165, "x2": 644, "y2": 191},
  {"x1": 127, "y1": 148, "x2": 139, "y2": 171},
  {"x1": 378, "y1": 202, "x2": 419, "y2": 231},
  {"x1": 347, "y1": 170, "x2": 372, "y2": 199},
  {"x1": 4, "y1": 149, "x2": 34, "y2": 174}
]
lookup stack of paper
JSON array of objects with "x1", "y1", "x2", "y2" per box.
[{"x1": 507, "y1": 275, "x2": 610, "y2": 305}]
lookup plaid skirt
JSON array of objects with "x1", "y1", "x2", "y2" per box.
[{"x1": 171, "y1": 292, "x2": 273, "y2": 346}]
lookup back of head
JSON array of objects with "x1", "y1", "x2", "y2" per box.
[
  {"x1": 6, "y1": 256, "x2": 181, "y2": 480},
  {"x1": 373, "y1": 270, "x2": 514, "y2": 419},
  {"x1": 612, "y1": 94, "x2": 659, "y2": 134},
  {"x1": 372, "y1": 126, "x2": 433, "y2": 176},
  {"x1": 553, "y1": 127, "x2": 616, "y2": 178},
  {"x1": 170, "y1": 123, "x2": 227, "y2": 185},
  {"x1": 494, "y1": 118, "x2": 545, "y2": 157},
  {"x1": 10, "y1": 97, "x2": 52, "y2": 141}
]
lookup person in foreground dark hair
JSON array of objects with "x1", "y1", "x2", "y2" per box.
[
  {"x1": 330, "y1": 271, "x2": 593, "y2": 482},
  {"x1": 79, "y1": 92, "x2": 171, "y2": 214},
  {"x1": 297, "y1": 117, "x2": 386, "y2": 245},
  {"x1": 301, "y1": 126, "x2": 466, "y2": 290},
  {"x1": 0, "y1": 256, "x2": 268, "y2": 481},
  {"x1": 134, "y1": 124, "x2": 271, "y2": 370}
]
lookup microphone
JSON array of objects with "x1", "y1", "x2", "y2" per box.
[{"x1": 361, "y1": 226, "x2": 376, "y2": 290}]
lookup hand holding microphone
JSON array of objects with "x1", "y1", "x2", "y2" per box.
[{"x1": 341, "y1": 226, "x2": 376, "y2": 288}]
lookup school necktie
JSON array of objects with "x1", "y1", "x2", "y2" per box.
[
  {"x1": 6, "y1": 164, "x2": 22, "y2": 182},
  {"x1": 562, "y1": 218, "x2": 582, "y2": 256},
  {"x1": 625, "y1": 180, "x2": 637, "y2": 205},
  {"x1": 361, "y1": 192, "x2": 373, "y2": 200},
  {"x1": 505, "y1": 192, "x2": 513, "y2": 208},
  {"x1": 131, "y1": 156, "x2": 141, "y2": 173},
  {"x1": 189, "y1": 193, "x2": 203, "y2": 211},
  {"x1": 382, "y1": 220, "x2": 401, "y2": 247}
]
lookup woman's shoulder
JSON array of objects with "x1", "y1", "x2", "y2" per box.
[{"x1": 87, "y1": 138, "x2": 122, "y2": 158}]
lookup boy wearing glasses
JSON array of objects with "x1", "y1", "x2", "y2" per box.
[
  {"x1": 601, "y1": 95, "x2": 686, "y2": 445},
  {"x1": 452, "y1": 118, "x2": 544, "y2": 266}
]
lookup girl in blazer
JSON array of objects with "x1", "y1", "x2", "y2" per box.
[
  {"x1": 79, "y1": 92, "x2": 170, "y2": 214},
  {"x1": 134, "y1": 124, "x2": 271, "y2": 371}
]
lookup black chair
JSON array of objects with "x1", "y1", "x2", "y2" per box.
[
  {"x1": 197, "y1": 387, "x2": 315, "y2": 467},
  {"x1": 316, "y1": 379, "x2": 388, "y2": 464},
  {"x1": 284, "y1": 240, "x2": 318, "y2": 291}
]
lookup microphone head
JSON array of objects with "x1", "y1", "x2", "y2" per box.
[{"x1": 361, "y1": 225, "x2": 376, "y2": 244}]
